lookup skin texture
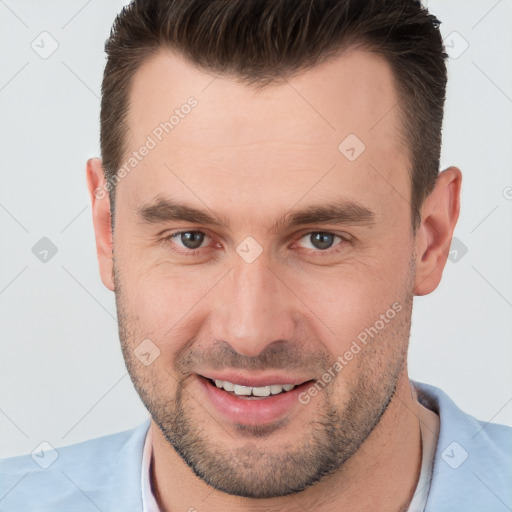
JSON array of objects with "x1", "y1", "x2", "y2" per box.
[{"x1": 87, "y1": 47, "x2": 461, "y2": 511}]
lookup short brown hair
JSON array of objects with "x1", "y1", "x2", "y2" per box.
[{"x1": 100, "y1": 0, "x2": 448, "y2": 231}]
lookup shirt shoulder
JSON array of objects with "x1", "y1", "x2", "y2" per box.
[
  {"x1": 412, "y1": 381, "x2": 512, "y2": 512},
  {"x1": 0, "y1": 419, "x2": 150, "y2": 512}
]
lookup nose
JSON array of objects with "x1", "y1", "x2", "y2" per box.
[{"x1": 209, "y1": 253, "x2": 298, "y2": 357}]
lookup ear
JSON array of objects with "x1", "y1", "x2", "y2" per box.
[
  {"x1": 414, "y1": 166, "x2": 462, "y2": 296},
  {"x1": 86, "y1": 157, "x2": 115, "y2": 292}
]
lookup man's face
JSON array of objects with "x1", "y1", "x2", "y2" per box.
[{"x1": 112, "y1": 47, "x2": 416, "y2": 498}]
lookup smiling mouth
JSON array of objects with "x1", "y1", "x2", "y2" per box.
[{"x1": 204, "y1": 377, "x2": 312, "y2": 399}]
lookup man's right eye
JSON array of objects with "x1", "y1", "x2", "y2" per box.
[{"x1": 164, "y1": 231, "x2": 211, "y2": 254}]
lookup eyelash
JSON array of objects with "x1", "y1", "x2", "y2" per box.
[{"x1": 162, "y1": 230, "x2": 350, "y2": 257}]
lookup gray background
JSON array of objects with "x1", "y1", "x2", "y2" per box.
[{"x1": 1, "y1": 0, "x2": 511, "y2": 458}]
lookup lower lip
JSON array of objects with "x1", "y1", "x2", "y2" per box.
[{"x1": 197, "y1": 376, "x2": 313, "y2": 426}]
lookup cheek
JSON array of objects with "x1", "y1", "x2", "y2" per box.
[
  {"x1": 120, "y1": 260, "x2": 222, "y2": 340},
  {"x1": 286, "y1": 250, "x2": 410, "y2": 355}
]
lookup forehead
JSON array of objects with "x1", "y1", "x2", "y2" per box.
[{"x1": 120, "y1": 47, "x2": 410, "y2": 226}]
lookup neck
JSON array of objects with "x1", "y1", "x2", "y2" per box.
[{"x1": 150, "y1": 373, "x2": 422, "y2": 512}]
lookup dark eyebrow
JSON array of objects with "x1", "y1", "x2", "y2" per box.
[
  {"x1": 136, "y1": 195, "x2": 376, "y2": 233},
  {"x1": 269, "y1": 201, "x2": 375, "y2": 232},
  {"x1": 136, "y1": 196, "x2": 231, "y2": 229}
]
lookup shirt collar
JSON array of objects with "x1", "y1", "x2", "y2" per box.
[{"x1": 141, "y1": 424, "x2": 161, "y2": 512}]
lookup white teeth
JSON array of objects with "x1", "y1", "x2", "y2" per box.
[
  {"x1": 270, "y1": 384, "x2": 284, "y2": 395},
  {"x1": 212, "y1": 379, "x2": 297, "y2": 397},
  {"x1": 252, "y1": 386, "x2": 271, "y2": 397},
  {"x1": 223, "y1": 380, "x2": 235, "y2": 392},
  {"x1": 233, "y1": 384, "x2": 252, "y2": 396}
]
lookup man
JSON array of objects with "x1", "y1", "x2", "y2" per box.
[{"x1": 1, "y1": 0, "x2": 511, "y2": 511}]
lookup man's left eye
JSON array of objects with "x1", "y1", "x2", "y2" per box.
[{"x1": 296, "y1": 232, "x2": 344, "y2": 251}]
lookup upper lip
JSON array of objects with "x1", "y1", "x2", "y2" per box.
[{"x1": 198, "y1": 372, "x2": 312, "y2": 388}]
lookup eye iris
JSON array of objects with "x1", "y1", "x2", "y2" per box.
[
  {"x1": 311, "y1": 232, "x2": 334, "y2": 250},
  {"x1": 181, "y1": 231, "x2": 204, "y2": 249}
]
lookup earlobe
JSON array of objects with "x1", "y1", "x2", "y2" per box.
[
  {"x1": 86, "y1": 157, "x2": 115, "y2": 292},
  {"x1": 413, "y1": 166, "x2": 462, "y2": 296}
]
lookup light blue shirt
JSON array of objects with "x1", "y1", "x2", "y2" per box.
[{"x1": 1, "y1": 381, "x2": 511, "y2": 511}]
